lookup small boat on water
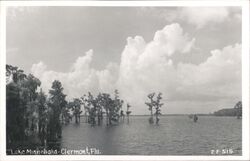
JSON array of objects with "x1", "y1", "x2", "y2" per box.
[{"x1": 188, "y1": 114, "x2": 198, "y2": 122}]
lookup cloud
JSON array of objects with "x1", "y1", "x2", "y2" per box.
[
  {"x1": 179, "y1": 7, "x2": 241, "y2": 29},
  {"x1": 176, "y1": 43, "x2": 241, "y2": 101},
  {"x1": 138, "y1": 7, "x2": 241, "y2": 29},
  {"x1": 31, "y1": 23, "x2": 241, "y2": 114},
  {"x1": 117, "y1": 23, "x2": 195, "y2": 108},
  {"x1": 117, "y1": 23, "x2": 241, "y2": 113},
  {"x1": 180, "y1": 7, "x2": 230, "y2": 29},
  {"x1": 96, "y1": 62, "x2": 119, "y2": 93},
  {"x1": 31, "y1": 49, "x2": 118, "y2": 99}
]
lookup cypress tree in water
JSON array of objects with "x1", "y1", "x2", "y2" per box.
[
  {"x1": 145, "y1": 93, "x2": 155, "y2": 124},
  {"x1": 81, "y1": 90, "x2": 124, "y2": 126},
  {"x1": 145, "y1": 92, "x2": 164, "y2": 125},
  {"x1": 68, "y1": 98, "x2": 82, "y2": 124},
  {"x1": 37, "y1": 89, "x2": 48, "y2": 146},
  {"x1": 126, "y1": 103, "x2": 132, "y2": 124},
  {"x1": 81, "y1": 94, "x2": 89, "y2": 123},
  {"x1": 6, "y1": 65, "x2": 44, "y2": 151},
  {"x1": 234, "y1": 101, "x2": 242, "y2": 119},
  {"x1": 155, "y1": 93, "x2": 163, "y2": 125},
  {"x1": 48, "y1": 80, "x2": 67, "y2": 141}
]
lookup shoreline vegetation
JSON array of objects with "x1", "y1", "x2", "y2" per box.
[{"x1": 6, "y1": 64, "x2": 242, "y2": 155}]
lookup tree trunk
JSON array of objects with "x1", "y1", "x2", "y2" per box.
[
  {"x1": 149, "y1": 109, "x2": 154, "y2": 124},
  {"x1": 85, "y1": 112, "x2": 88, "y2": 123},
  {"x1": 75, "y1": 114, "x2": 78, "y2": 124},
  {"x1": 155, "y1": 114, "x2": 159, "y2": 124},
  {"x1": 106, "y1": 111, "x2": 109, "y2": 126}
]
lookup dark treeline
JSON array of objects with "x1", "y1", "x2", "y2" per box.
[
  {"x1": 213, "y1": 108, "x2": 237, "y2": 116},
  {"x1": 213, "y1": 101, "x2": 242, "y2": 118},
  {"x1": 6, "y1": 64, "x2": 68, "y2": 152},
  {"x1": 6, "y1": 64, "x2": 135, "y2": 153}
]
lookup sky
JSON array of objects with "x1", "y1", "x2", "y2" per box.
[{"x1": 6, "y1": 6, "x2": 242, "y2": 114}]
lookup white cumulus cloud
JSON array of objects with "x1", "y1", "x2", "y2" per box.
[
  {"x1": 176, "y1": 43, "x2": 241, "y2": 101},
  {"x1": 118, "y1": 23, "x2": 195, "y2": 111},
  {"x1": 31, "y1": 49, "x2": 118, "y2": 99},
  {"x1": 31, "y1": 23, "x2": 241, "y2": 114}
]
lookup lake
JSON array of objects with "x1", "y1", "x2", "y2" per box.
[{"x1": 61, "y1": 116, "x2": 242, "y2": 155}]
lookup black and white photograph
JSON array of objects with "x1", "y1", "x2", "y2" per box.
[{"x1": 0, "y1": 0, "x2": 249, "y2": 160}]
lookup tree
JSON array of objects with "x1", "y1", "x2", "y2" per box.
[
  {"x1": 126, "y1": 103, "x2": 132, "y2": 124},
  {"x1": 86, "y1": 92, "x2": 97, "y2": 125},
  {"x1": 96, "y1": 93, "x2": 104, "y2": 125},
  {"x1": 114, "y1": 90, "x2": 124, "y2": 123},
  {"x1": 6, "y1": 81, "x2": 26, "y2": 147},
  {"x1": 145, "y1": 92, "x2": 163, "y2": 125},
  {"x1": 81, "y1": 94, "x2": 89, "y2": 123},
  {"x1": 145, "y1": 93, "x2": 155, "y2": 124},
  {"x1": 37, "y1": 89, "x2": 48, "y2": 146},
  {"x1": 84, "y1": 92, "x2": 104, "y2": 126},
  {"x1": 98, "y1": 93, "x2": 112, "y2": 126},
  {"x1": 6, "y1": 65, "x2": 26, "y2": 146},
  {"x1": 69, "y1": 98, "x2": 82, "y2": 124},
  {"x1": 87, "y1": 91, "x2": 123, "y2": 126},
  {"x1": 79, "y1": 90, "x2": 124, "y2": 126},
  {"x1": 6, "y1": 64, "x2": 26, "y2": 83},
  {"x1": 155, "y1": 93, "x2": 163, "y2": 124},
  {"x1": 47, "y1": 80, "x2": 67, "y2": 141},
  {"x1": 62, "y1": 103, "x2": 71, "y2": 125},
  {"x1": 22, "y1": 74, "x2": 41, "y2": 134},
  {"x1": 22, "y1": 74, "x2": 41, "y2": 101},
  {"x1": 234, "y1": 101, "x2": 242, "y2": 119},
  {"x1": 6, "y1": 65, "x2": 42, "y2": 149}
]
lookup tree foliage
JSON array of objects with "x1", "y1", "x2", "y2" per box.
[
  {"x1": 80, "y1": 90, "x2": 124, "y2": 126},
  {"x1": 6, "y1": 64, "x2": 132, "y2": 153},
  {"x1": 126, "y1": 103, "x2": 132, "y2": 123},
  {"x1": 37, "y1": 90, "x2": 48, "y2": 146},
  {"x1": 234, "y1": 101, "x2": 242, "y2": 119},
  {"x1": 47, "y1": 80, "x2": 67, "y2": 141},
  {"x1": 6, "y1": 65, "x2": 44, "y2": 150},
  {"x1": 68, "y1": 98, "x2": 82, "y2": 124},
  {"x1": 145, "y1": 92, "x2": 163, "y2": 125}
]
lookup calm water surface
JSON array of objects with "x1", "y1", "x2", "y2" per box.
[{"x1": 61, "y1": 116, "x2": 241, "y2": 155}]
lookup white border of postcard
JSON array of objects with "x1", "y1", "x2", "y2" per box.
[{"x1": 0, "y1": 0, "x2": 249, "y2": 161}]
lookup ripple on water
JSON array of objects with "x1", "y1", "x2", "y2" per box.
[{"x1": 61, "y1": 116, "x2": 242, "y2": 155}]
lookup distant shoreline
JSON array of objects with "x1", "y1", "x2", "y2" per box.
[
  {"x1": 79, "y1": 107, "x2": 240, "y2": 117},
  {"x1": 80, "y1": 114, "x2": 236, "y2": 117}
]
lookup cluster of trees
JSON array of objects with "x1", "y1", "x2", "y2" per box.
[
  {"x1": 213, "y1": 108, "x2": 238, "y2": 116},
  {"x1": 234, "y1": 101, "x2": 242, "y2": 119},
  {"x1": 6, "y1": 64, "x2": 134, "y2": 151},
  {"x1": 61, "y1": 90, "x2": 133, "y2": 126},
  {"x1": 145, "y1": 92, "x2": 163, "y2": 125},
  {"x1": 213, "y1": 101, "x2": 242, "y2": 119},
  {"x1": 79, "y1": 90, "x2": 129, "y2": 126},
  {"x1": 6, "y1": 65, "x2": 68, "y2": 150},
  {"x1": 6, "y1": 64, "x2": 167, "y2": 152}
]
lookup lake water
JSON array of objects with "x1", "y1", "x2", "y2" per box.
[{"x1": 61, "y1": 116, "x2": 242, "y2": 155}]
